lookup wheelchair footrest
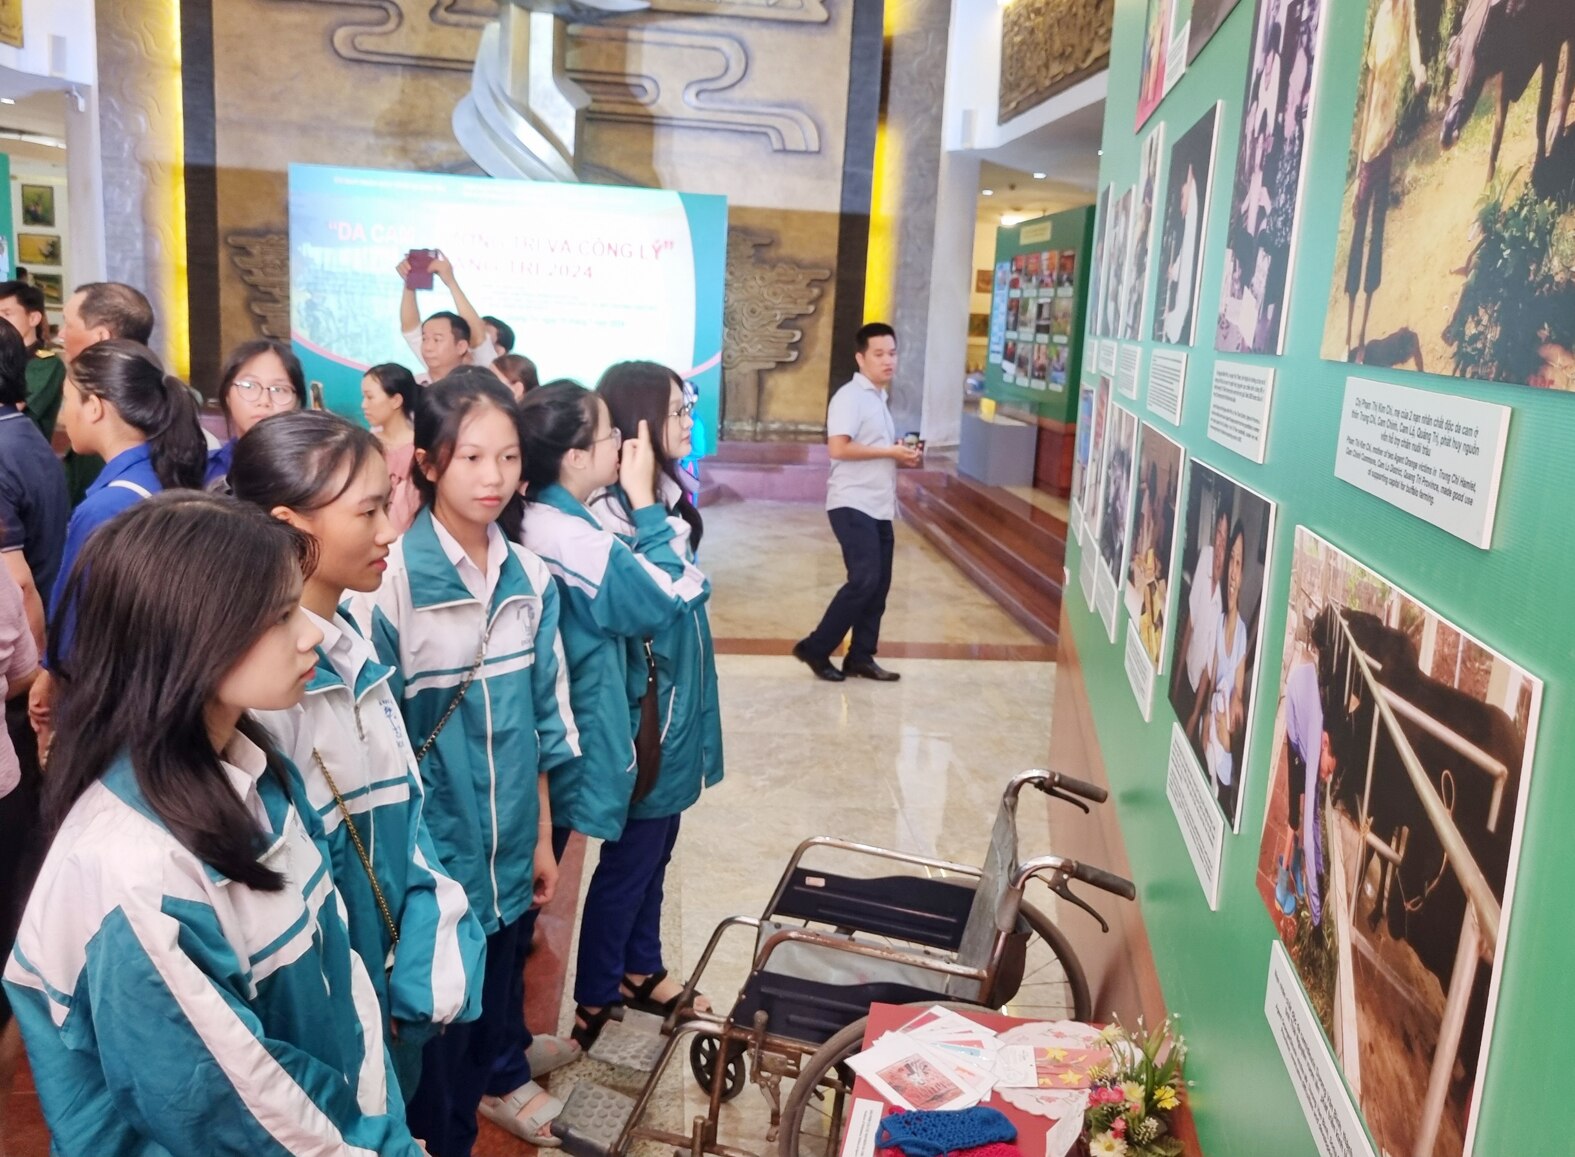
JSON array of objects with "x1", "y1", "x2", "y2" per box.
[
  {"x1": 586, "y1": 1009, "x2": 668, "y2": 1072},
  {"x1": 553, "y1": 1082, "x2": 638, "y2": 1157}
]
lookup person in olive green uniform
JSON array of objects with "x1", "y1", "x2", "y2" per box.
[
  {"x1": 56, "y1": 283, "x2": 157, "y2": 505},
  {"x1": 0, "y1": 282, "x2": 65, "y2": 440}
]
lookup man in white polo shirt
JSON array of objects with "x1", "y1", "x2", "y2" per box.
[{"x1": 793, "y1": 322, "x2": 922, "y2": 683}]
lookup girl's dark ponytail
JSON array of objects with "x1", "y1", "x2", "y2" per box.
[
  {"x1": 517, "y1": 381, "x2": 599, "y2": 497},
  {"x1": 68, "y1": 340, "x2": 207, "y2": 490},
  {"x1": 596, "y1": 361, "x2": 704, "y2": 550},
  {"x1": 152, "y1": 373, "x2": 209, "y2": 490}
]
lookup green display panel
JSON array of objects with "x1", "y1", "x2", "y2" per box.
[
  {"x1": 1066, "y1": 1, "x2": 1575, "y2": 1155},
  {"x1": 983, "y1": 205, "x2": 1094, "y2": 425}
]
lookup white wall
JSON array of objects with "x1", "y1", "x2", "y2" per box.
[{"x1": 0, "y1": 0, "x2": 96, "y2": 91}]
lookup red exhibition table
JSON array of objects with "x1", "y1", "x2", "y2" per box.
[{"x1": 846, "y1": 1003, "x2": 1200, "y2": 1157}]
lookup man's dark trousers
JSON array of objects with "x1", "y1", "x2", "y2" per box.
[{"x1": 801, "y1": 507, "x2": 894, "y2": 666}]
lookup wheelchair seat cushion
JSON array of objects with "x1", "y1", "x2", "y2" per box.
[
  {"x1": 876, "y1": 1106, "x2": 1017, "y2": 1157},
  {"x1": 753, "y1": 919, "x2": 983, "y2": 1003}
]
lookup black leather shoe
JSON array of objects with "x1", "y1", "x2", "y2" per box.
[
  {"x1": 843, "y1": 660, "x2": 900, "y2": 682},
  {"x1": 792, "y1": 642, "x2": 845, "y2": 682}
]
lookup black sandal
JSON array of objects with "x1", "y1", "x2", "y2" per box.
[
  {"x1": 570, "y1": 1003, "x2": 620, "y2": 1050},
  {"x1": 620, "y1": 969, "x2": 704, "y2": 1018}
]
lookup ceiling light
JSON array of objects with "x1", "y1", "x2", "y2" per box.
[
  {"x1": 982, "y1": 188, "x2": 994, "y2": 196},
  {"x1": 1033, "y1": 172, "x2": 1046, "y2": 179},
  {"x1": 1001, "y1": 213, "x2": 1025, "y2": 226},
  {"x1": 1097, "y1": 149, "x2": 1104, "y2": 157},
  {"x1": 0, "y1": 98, "x2": 14, "y2": 105}
]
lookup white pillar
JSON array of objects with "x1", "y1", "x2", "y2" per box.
[
  {"x1": 64, "y1": 83, "x2": 106, "y2": 288},
  {"x1": 919, "y1": 149, "x2": 979, "y2": 449}
]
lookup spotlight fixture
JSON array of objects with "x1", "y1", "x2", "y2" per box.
[
  {"x1": 1032, "y1": 172, "x2": 1046, "y2": 179},
  {"x1": 982, "y1": 188, "x2": 994, "y2": 196}
]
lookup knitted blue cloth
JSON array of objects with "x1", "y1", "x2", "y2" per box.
[{"x1": 875, "y1": 1107, "x2": 1018, "y2": 1157}]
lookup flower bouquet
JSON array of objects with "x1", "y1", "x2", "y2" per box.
[{"x1": 1079, "y1": 1016, "x2": 1187, "y2": 1157}]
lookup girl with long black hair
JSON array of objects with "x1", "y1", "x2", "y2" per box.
[
  {"x1": 230, "y1": 410, "x2": 486, "y2": 1097},
  {"x1": 2, "y1": 492, "x2": 426, "y2": 1155},
  {"x1": 518, "y1": 379, "x2": 715, "y2": 1052},
  {"x1": 28, "y1": 340, "x2": 207, "y2": 740},
  {"x1": 352, "y1": 374, "x2": 580, "y2": 1156}
]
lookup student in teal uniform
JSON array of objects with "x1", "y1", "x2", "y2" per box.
[
  {"x1": 352, "y1": 374, "x2": 580, "y2": 1156},
  {"x1": 4, "y1": 492, "x2": 427, "y2": 1156},
  {"x1": 518, "y1": 380, "x2": 716, "y2": 1051},
  {"x1": 231, "y1": 410, "x2": 487, "y2": 1097}
]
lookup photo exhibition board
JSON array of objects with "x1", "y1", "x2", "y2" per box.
[
  {"x1": 983, "y1": 205, "x2": 1095, "y2": 423},
  {"x1": 1063, "y1": 0, "x2": 1575, "y2": 1153}
]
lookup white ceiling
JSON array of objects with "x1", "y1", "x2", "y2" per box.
[
  {"x1": 0, "y1": 86, "x2": 69, "y2": 163},
  {"x1": 969, "y1": 98, "x2": 1104, "y2": 224}
]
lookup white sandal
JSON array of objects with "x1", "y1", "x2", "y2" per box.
[
  {"x1": 479, "y1": 1079, "x2": 564, "y2": 1147},
  {"x1": 526, "y1": 1033, "x2": 581, "y2": 1077}
]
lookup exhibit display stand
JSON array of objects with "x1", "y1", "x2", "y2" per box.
[{"x1": 1058, "y1": 0, "x2": 1575, "y2": 1155}]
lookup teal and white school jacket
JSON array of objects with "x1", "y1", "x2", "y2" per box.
[
  {"x1": 254, "y1": 607, "x2": 486, "y2": 1048},
  {"x1": 3, "y1": 734, "x2": 423, "y2": 1157},
  {"x1": 588, "y1": 479, "x2": 723, "y2": 821},
  {"x1": 350, "y1": 508, "x2": 580, "y2": 935},
  {"x1": 521, "y1": 483, "x2": 710, "y2": 841}
]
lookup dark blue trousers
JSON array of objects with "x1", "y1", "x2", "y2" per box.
[
  {"x1": 574, "y1": 814, "x2": 682, "y2": 1008},
  {"x1": 801, "y1": 508, "x2": 894, "y2": 666},
  {"x1": 406, "y1": 914, "x2": 532, "y2": 1157},
  {"x1": 486, "y1": 825, "x2": 573, "y2": 1096}
]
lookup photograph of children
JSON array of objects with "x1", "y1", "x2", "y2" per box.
[
  {"x1": 1058, "y1": 250, "x2": 1077, "y2": 289},
  {"x1": 1215, "y1": 0, "x2": 1327, "y2": 356},
  {"x1": 1166, "y1": 461, "x2": 1276, "y2": 829},
  {"x1": 1080, "y1": 376, "x2": 1113, "y2": 536},
  {"x1": 1049, "y1": 345, "x2": 1069, "y2": 387},
  {"x1": 1186, "y1": 0, "x2": 1247, "y2": 62},
  {"x1": 1051, "y1": 296, "x2": 1075, "y2": 341},
  {"x1": 1088, "y1": 187, "x2": 1111, "y2": 337},
  {"x1": 1256, "y1": 528, "x2": 1541, "y2": 1157},
  {"x1": 1025, "y1": 251, "x2": 1042, "y2": 287},
  {"x1": 1137, "y1": 0, "x2": 1175, "y2": 128},
  {"x1": 1124, "y1": 424, "x2": 1184, "y2": 670},
  {"x1": 1003, "y1": 339, "x2": 1018, "y2": 373},
  {"x1": 1007, "y1": 297, "x2": 1020, "y2": 334},
  {"x1": 1016, "y1": 346, "x2": 1032, "y2": 379},
  {"x1": 1153, "y1": 103, "x2": 1220, "y2": 346},
  {"x1": 1031, "y1": 343, "x2": 1050, "y2": 388},
  {"x1": 1096, "y1": 404, "x2": 1140, "y2": 589},
  {"x1": 1010, "y1": 254, "x2": 1024, "y2": 290},
  {"x1": 1319, "y1": 0, "x2": 1575, "y2": 389},
  {"x1": 1102, "y1": 188, "x2": 1133, "y2": 340},
  {"x1": 1035, "y1": 298, "x2": 1053, "y2": 338}
]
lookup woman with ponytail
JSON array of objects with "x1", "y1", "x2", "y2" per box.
[{"x1": 27, "y1": 340, "x2": 207, "y2": 738}]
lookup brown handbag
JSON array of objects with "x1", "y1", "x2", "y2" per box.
[{"x1": 631, "y1": 639, "x2": 663, "y2": 804}]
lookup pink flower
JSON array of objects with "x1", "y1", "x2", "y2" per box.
[{"x1": 1111, "y1": 1118, "x2": 1127, "y2": 1137}]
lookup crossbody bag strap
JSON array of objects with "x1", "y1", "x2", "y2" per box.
[
  {"x1": 412, "y1": 613, "x2": 494, "y2": 766},
  {"x1": 311, "y1": 748, "x2": 399, "y2": 947}
]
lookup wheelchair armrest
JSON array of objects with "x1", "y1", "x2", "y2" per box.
[
  {"x1": 662, "y1": 915, "x2": 763, "y2": 1033},
  {"x1": 752, "y1": 925, "x2": 989, "y2": 984},
  {"x1": 762, "y1": 836, "x2": 981, "y2": 920}
]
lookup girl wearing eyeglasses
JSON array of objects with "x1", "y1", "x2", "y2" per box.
[
  {"x1": 517, "y1": 380, "x2": 712, "y2": 1054},
  {"x1": 206, "y1": 339, "x2": 309, "y2": 488}
]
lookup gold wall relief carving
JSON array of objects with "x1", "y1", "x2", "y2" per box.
[
  {"x1": 999, "y1": 0, "x2": 1113, "y2": 123},
  {"x1": 568, "y1": 26, "x2": 821, "y2": 152},
  {"x1": 264, "y1": 0, "x2": 492, "y2": 69},
  {"x1": 722, "y1": 225, "x2": 831, "y2": 441},
  {"x1": 224, "y1": 230, "x2": 291, "y2": 340}
]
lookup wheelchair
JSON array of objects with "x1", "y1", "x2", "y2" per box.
[{"x1": 552, "y1": 769, "x2": 1136, "y2": 1157}]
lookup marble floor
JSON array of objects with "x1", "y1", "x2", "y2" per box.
[{"x1": 1, "y1": 497, "x2": 1060, "y2": 1157}]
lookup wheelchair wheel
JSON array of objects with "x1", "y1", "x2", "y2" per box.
[
  {"x1": 688, "y1": 1034, "x2": 747, "y2": 1102},
  {"x1": 996, "y1": 901, "x2": 1092, "y2": 1022},
  {"x1": 776, "y1": 1016, "x2": 869, "y2": 1157}
]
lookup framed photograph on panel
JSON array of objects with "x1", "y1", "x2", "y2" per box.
[
  {"x1": 17, "y1": 233, "x2": 61, "y2": 266},
  {"x1": 34, "y1": 273, "x2": 63, "y2": 307},
  {"x1": 20, "y1": 185, "x2": 55, "y2": 228}
]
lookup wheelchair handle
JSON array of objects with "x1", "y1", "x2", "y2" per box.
[
  {"x1": 1069, "y1": 860, "x2": 1136, "y2": 901},
  {"x1": 1032, "y1": 770, "x2": 1109, "y2": 805}
]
